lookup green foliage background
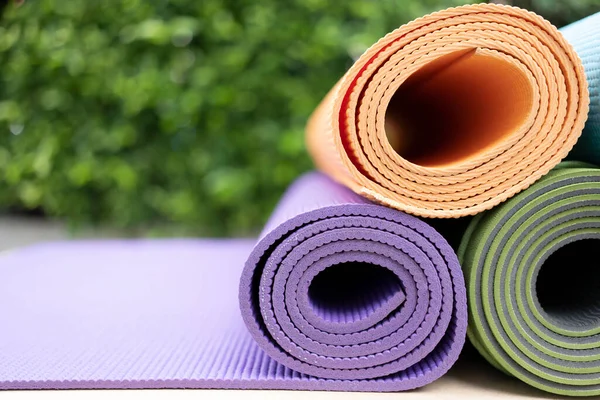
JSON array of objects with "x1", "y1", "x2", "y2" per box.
[{"x1": 0, "y1": 0, "x2": 597, "y2": 235}]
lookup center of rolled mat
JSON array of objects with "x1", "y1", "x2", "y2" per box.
[
  {"x1": 535, "y1": 239, "x2": 600, "y2": 331},
  {"x1": 385, "y1": 48, "x2": 534, "y2": 168},
  {"x1": 307, "y1": 261, "x2": 405, "y2": 324}
]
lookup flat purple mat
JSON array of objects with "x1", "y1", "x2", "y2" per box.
[{"x1": 0, "y1": 173, "x2": 467, "y2": 391}]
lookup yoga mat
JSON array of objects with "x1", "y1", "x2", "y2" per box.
[
  {"x1": 562, "y1": 11, "x2": 600, "y2": 165},
  {"x1": 307, "y1": 3, "x2": 589, "y2": 218},
  {"x1": 458, "y1": 162, "x2": 600, "y2": 396},
  {"x1": 0, "y1": 172, "x2": 467, "y2": 391}
]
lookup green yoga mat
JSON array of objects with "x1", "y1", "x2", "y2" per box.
[{"x1": 459, "y1": 162, "x2": 600, "y2": 396}]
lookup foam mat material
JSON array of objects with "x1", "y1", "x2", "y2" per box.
[
  {"x1": 458, "y1": 162, "x2": 600, "y2": 396},
  {"x1": 0, "y1": 172, "x2": 467, "y2": 391},
  {"x1": 306, "y1": 3, "x2": 589, "y2": 218},
  {"x1": 562, "y1": 12, "x2": 600, "y2": 165}
]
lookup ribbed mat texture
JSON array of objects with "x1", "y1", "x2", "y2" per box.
[
  {"x1": 306, "y1": 3, "x2": 589, "y2": 218},
  {"x1": 562, "y1": 12, "x2": 600, "y2": 165},
  {"x1": 0, "y1": 173, "x2": 467, "y2": 391},
  {"x1": 458, "y1": 162, "x2": 600, "y2": 396}
]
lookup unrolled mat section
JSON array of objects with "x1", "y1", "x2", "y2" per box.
[
  {"x1": 0, "y1": 172, "x2": 467, "y2": 391},
  {"x1": 459, "y1": 162, "x2": 600, "y2": 396},
  {"x1": 307, "y1": 3, "x2": 589, "y2": 218}
]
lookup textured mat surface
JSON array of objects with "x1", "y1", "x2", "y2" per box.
[
  {"x1": 458, "y1": 162, "x2": 600, "y2": 396},
  {"x1": 563, "y1": 12, "x2": 600, "y2": 165},
  {"x1": 561, "y1": 11, "x2": 600, "y2": 165},
  {"x1": 0, "y1": 173, "x2": 467, "y2": 391},
  {"x1": 240, "y1": 172, "x2": 467, "y2": 390},
  {"x1": 306, "y1": 3, "x2": 589, "y2": 218}
]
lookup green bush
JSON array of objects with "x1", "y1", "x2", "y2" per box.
[
  {"x1": 0, "y1": 0, "x2": 595, "y2": 235},
  {"x1": 0, "y1": 0, "x2": 479, "y2": 235},
  {"x1": 509, "y1": 0, "x2": 599, "y2": 27}
]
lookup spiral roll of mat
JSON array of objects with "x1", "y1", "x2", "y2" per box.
[
  {"x1": 240, "y1": 172, "x2": 467, "y2": 390},
  {"x1": 307, "y1": 3, "x2": 589, "y2": 218},
  {"x1": 459, "y1": 162, "x2": 600, "y2": 396}
]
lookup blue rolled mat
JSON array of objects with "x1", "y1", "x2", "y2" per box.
[{"x1": 563, "y1": 11, "x2": 600, "y2": 164}]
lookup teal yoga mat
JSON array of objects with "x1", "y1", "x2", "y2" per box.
[{"x1": 563, "y1": 11, "x2": 600, "y2": 164}]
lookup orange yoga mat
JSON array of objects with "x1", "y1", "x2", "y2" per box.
[{"x1": 306, "y1": 3, "x2": 589, "y2": 218}]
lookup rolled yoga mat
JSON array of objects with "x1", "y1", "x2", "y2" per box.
[
  {"x1": 562, "y1": 11, "x2": 600, "y2": 165},
  {"x1": 307, "y1": 3, "x2": 589, "y2": 218},
  {"x1": 458, "y1": 162, "x2": 600, "y2": 396},
  {"x1": 0, "y1": 172, "x2": 467, "y2": 391}
]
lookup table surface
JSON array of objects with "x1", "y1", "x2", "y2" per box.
[{"x1": 0, "y1": 216, "x2": 565, "y2": 400}]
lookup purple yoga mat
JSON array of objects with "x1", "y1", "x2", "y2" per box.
[{"x1": 0, "y1": 173, "x2": 467, "y2": 391}]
